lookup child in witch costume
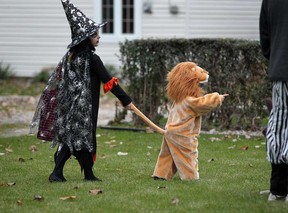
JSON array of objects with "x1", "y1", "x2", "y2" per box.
[
  {"x1": 152, "y1": 62, "x2": 228, "y2": 181},
  {"x1": 30, "y1": 0, "x2": 132, "y2": 182}
]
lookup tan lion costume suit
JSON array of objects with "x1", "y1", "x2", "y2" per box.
[{"x1": 152, "y1": 62, "x2": 227, "y2": 181}]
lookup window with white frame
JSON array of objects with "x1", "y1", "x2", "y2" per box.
[{"x1": 95, "y1": 0, "x2": 141, "y2": 40}]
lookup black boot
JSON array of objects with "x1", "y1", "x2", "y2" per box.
[
  {"x1": 78, "y1": 151, "x2": 102, "y2": 181},
  {"x1": 49, "y1": 144, "x2": 71, "y2": 182}
]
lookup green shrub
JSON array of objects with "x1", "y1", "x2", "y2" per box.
[
  {"x1": 0, "y1": 61, "x2": 14, "y2": 79},
  {"x1": 33, "y1": 67, "x2": 54, "y2": 83},
  {"x1": 119, "y1": 38, "x2": 271, "y2": 130}
]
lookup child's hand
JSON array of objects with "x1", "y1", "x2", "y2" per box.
[{"x1": 220, "y1": 94, "x2": 229, "y2": 102}]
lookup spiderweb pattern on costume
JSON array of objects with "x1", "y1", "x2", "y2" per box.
[{"x1": 30, "y1": 50, "x2": 94, "y2": 153}]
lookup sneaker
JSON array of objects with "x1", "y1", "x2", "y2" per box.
[{"x1": 268, "y1": 193, "x2": 286, "y2": 201}]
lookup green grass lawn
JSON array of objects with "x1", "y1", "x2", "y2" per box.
[{"x1": 0, "y1": 129, "x2": 287, "y2": 213}]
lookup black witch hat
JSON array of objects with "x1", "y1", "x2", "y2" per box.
[{"x1": 61, "y1": 0, "x2": 106, "y2": 49}]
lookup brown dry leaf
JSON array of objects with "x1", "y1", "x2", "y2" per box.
[
  {"x1": 18, "y1": 157, "x2": 25, "y2": 162},
  {"x1": 157, "y1": 186, "x2": 167, "y2": 190},
  {"x1": 33, "y1": 195, "x2": 44, "y2": 201},
  {"x1": 59, "y1": 195, "x2": 76, "y2": 200},
  {"x1": 5, "y1": 147, "x2": 13, "y2": 153},
  {"x1": 0, "y1": 182, "x2": 6, "y2": 187},
  {"x1": 171, "y1": 197, "x2": 179, "y2": 205},
  {"x1": 240, "y1": 146, "x2": 249, "y2": 150},
  {"x1": 7, "y1": 182, "x2": 16, "y2": 186},
  {"x1": 89, "y1": 189, "x2": 103, "y2": 195},
  {"x1": 73, "y1": 186, "x2": 79, "y2": 189},
  {"x1": 109, "y1": 144, "x2": 117, "y2": 148},
  {"x1": 16, "y1": 200, "x2": 23, "y2": 205},
  {"x1": 30, "y1": 145, "x2": 38, "y2": 152},
  {"x1": 100, "y1": 154, "x2": 106, "y2": 159}
]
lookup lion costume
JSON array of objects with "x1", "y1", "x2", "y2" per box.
[{"x1": 152, "y1": 62, "x2": 226, "y2": 181}]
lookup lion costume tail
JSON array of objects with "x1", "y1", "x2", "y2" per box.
[{"x1": 129, "y1": 104, "x2": 166, "y2": 135}]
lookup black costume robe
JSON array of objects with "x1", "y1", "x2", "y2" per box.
[{"x1": 30, "y1": 43, "x2": 132, "y2": 161}]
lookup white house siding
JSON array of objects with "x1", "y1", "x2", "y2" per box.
[
  {"x1": 0, "y1": 0, "x2": 95, "y2": 77},
  {"x1": 187, "y1": 0, "x2": 262, "y2": 39},
  {"x1": 142, "y1": 0, "x2": 188, "y2": 38},
  {"x1": 142, "y1": 0, "x2": 262, "y2": 40},
  {"x1": 0, "y1": 0, "x2": 262, "y2": 77}
]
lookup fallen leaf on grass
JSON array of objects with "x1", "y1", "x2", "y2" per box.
[
  {"x1": 33, "y1": 195, "x2": 44, "y2": 201},
  {"x1": 59, "y1": 195, "x2": 76, "y2": 200},
  {"x1": 117, "y1": 152, "x2": 128, "y2": 156},
  {"x1": 259, "y1": 190, "x2": 270, "y2": 195},
  {"x1": 30, "y1": 145, "x2": 38, "y2": 152},
  {"x1": 0, "y1": 152, "x2": 5, "y2": 156},
  {"x1": 16, "y1": 200, "x2": 23, "y2": 205},
  {"x1": 240, "y1": 146, "x2": 249, "y2": 150},
  {"x1": 5, "y1": 147, "x2": 13, "y2": 153},
  {"x1": 171, "y1": 197, "x2": 179, "y2": 205},
  {"x1": 73, "y1": 186, "x2": 79, "y2": 189},
  {"x1": 7, "y1": 182, "x2": 16, "y2": 186},
  {"x1": 248, "y1": 163, "x2": 254, "y2": 167},
  {"x1": 18, "y1": 157, "x2": 25, "y2": 162},
  {"x1": 105, "y1": 140, "x2": 116, "y2": 144},
  {"x1": 157, "y1": 186, "x2": 167, "y2": 190},
  {"x1": 100, "y1": 154, "x2": 106, "y2": 159},
  {"x1": 146, "y1": 152, "x2": 151, "y2": 156},
  {"x1": 89, "y1": 189, "x2": 103, "y2": 195},
  {"x1": 208, "y1": 158, "x2": 214, "y2": 162}
]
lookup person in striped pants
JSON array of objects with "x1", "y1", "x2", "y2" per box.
[{"x1": 259, "y1": 0, "x2": 288, "y2": 202}]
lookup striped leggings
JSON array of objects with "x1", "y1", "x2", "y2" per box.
[{"x1": 266, "y1": 81, "x2": 288, "y2": 164}]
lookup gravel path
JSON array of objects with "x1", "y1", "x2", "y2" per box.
[{"x1": 0, "y1": 95, "x2": 120, "y2": 137}]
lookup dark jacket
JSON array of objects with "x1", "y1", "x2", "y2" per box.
[{"x1": 259, "y1": 0, "x2": 288, "y2": 81}]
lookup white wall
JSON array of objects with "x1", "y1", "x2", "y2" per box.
[
  {"x1": 0, "y1": 0, "x2": 93, "y2": 77},
  {"x1": 0, "y1": 0, "x2": 262, "y2": 77}
]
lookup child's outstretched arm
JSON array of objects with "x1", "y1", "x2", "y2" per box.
[{"x1": 187, "y1": 93, "x2": 229, "y2": 115}]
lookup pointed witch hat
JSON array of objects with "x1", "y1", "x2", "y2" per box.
[{"x1": 61, "y1": 0, "x2": 107, "y2": 49}]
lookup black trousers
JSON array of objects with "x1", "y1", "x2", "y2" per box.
[{"x1": 270, "y1": 164, "x2": 288, "y2": 196}]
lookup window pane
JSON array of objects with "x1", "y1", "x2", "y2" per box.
[
  {"x1": 122, "y1": 0, "x2": 134, "y2": 34},
  {"x1": 102, "y1": 0, "x2": 114, "y2": 33}
]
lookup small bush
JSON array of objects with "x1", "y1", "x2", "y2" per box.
[
  {"x1": 33, "y1": 67, "x2": 54, "y2": 83},
  {"x1": 0, "y1": 62, "x2": 14, "y2": 79}
]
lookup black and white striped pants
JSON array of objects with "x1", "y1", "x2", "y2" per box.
[{"x1": 266, "y1": 81, "x2": 288, "y2": 164}]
